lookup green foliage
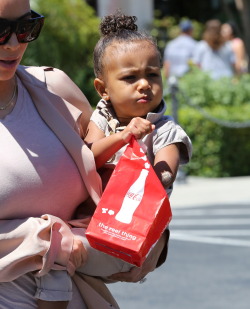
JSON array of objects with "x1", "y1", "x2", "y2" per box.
[
  {"x1": 178, "y1": 66, "x2": 250, "y2": 110},
  {"x1": 178, "y1": 107, "x2": 223, "y2": 177},
  {"x1": 178, "y1": 107, "x2": 250, "y2": 177},
  {"x1": 23, "y1": 0, "x2": 100, "y2": 104},
  {"x1": 164, "y1": 69, "x2": 250, "y2": 177}
]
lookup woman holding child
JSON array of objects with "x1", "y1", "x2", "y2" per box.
[{"x1": 0, "y1": 1, "x2": 191, "y2": 308}]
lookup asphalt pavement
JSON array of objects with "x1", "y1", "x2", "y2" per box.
[
  {"x1": 109, "y1": 175, "x2": 250, "y2": 309},
  {"x1": 170, "y1": 175, "x2": 250, "y2": 208}
]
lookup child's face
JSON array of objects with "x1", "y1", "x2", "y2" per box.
[{"x1": 100, "y1": 41, "x2": 163, "y2": 123}]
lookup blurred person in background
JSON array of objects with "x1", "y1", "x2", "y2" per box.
[
  {"x1": 221, "y1": 21, "x2": 248, "y2": 74},
  {"x1": 192, "y1": 19, "x2": 236, "y2": 79},
  {"x1": 163, "y1": 20, "x2": 197, "y2": 79}
]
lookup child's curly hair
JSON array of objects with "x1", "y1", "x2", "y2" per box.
[
  {"x1": 93, "y1": 11, "x2": 162, "y2": 78},
  {"x1": 100, "y1": 12, "x2": 138, "y2": 35}
]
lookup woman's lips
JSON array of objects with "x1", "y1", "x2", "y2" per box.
[{"x1": 0, "y1": 59, "x2": 18, "y2": 69}]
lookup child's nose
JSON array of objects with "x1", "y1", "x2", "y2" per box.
[{"x1": 137, "y1": 78, "x2": 151, "y2": 90}]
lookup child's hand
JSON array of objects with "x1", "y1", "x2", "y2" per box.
[{"x1": 121, "y1": 117, "x2": 155, "y2": 143}]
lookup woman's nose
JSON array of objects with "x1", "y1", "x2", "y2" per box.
[{"x1": 3, "y1": 33, "x2": 20, "y2": 50}]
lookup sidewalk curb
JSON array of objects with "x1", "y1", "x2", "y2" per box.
[{"x1": 170, "y1": 176, "x2": 250, "y2": 208}]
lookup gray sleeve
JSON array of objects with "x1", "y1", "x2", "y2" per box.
[{"x1": 153, "y1": 120, "x2": 192, "y2": 164}]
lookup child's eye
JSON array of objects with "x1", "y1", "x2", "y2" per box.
[
  {"x1": 148, "y1": 72, "x2": 160, "y2": 77},
  {"x1": 121, "y1": 75, "x2": 136, "y2": 83},
  {"x1": 123, "y1": 75, "x2": 135, "y2": 80}
]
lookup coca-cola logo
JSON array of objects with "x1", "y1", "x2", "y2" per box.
[{"x1": 126, "y1": 191, "x2": 142, "y2": 202}]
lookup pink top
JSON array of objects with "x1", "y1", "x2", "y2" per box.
[{"x1": 0, "y1": 76, "x2": 88, "y2": 220}]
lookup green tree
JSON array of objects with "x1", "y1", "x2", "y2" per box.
[{"x1": 22, "y1": 0, "x2": 100, "y2": 104}]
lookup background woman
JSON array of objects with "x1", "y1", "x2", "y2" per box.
[
  {"x1": 221, "y1": 22, "x2": 248, "y2": 74},
  {"x1": 192, "y1": 19, "x2": 236, "y2": 79}
]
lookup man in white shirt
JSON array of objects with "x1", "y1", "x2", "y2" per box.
[{"x1": 163, "y1": 20, "x2": 197, "y2": 79}]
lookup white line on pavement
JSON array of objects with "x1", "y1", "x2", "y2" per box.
[
  {"x1": 171, "y1": 218, "x2": 250, "y2": 225},
  {"x1": 172, "y1": 229, "x2": 250, "y2": 236},
  {"x1": 172, "y1": 209, "x2": 250, "y2": 216},
  {"x1": 171, "y1": 232, "x2": 250, "y2": 247}
]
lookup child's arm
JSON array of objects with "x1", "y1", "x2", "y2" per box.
[
  {"x1": 85, "y1": 118, "x2": 155, "y2": 169},
  {"x1": 153, "y1": 143, "x2": 181, "y2": 189}
]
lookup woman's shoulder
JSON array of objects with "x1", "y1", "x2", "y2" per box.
[
  {"x1": 18, "y1": 65, "x2": 92, "y2": 114},
  {"x1": 231, "y1": 37, "x2": 245, "y2": 51},
  {"x1": 17, "y1": 65, "x2": 93, "y2": 135},
  {"x1": 17, "y1": 65, "x2": 72, "y2": 92},
  {"x1": 232, "y1": 37, "x2": 244, "y2": 45},
  {"x1": 43, "y1": 67, "x2": 90, "y2": 111}
]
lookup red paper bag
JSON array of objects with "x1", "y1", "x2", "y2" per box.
[{"x1": 86, "y1": 138, "x2": 172, "y2": 266}]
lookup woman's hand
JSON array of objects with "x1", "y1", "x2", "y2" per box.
[
  {"x1": 69, "y1": 236, "x2": 88, "y2": 270},
  {"x1": 108, "y1": 231, "x2": 168, "y2": 283}
]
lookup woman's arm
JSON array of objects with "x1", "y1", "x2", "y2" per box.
[
  {"x1": 0, "y1": 215, "x2": 86, "y2": 282},
  {"x1": 44, "y1": 68, "x2": 93, "y2": 137},
  {"x1": 233, "y1": 39, "x2": 246, "y2": 74}
]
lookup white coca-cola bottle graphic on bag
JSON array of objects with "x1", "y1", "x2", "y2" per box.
[{"x1": 115, "y1": 165, "x2": 149, "y2": 224}]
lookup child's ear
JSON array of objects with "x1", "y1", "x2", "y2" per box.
[{"x1": 94, "y1": 78, "x2": 110, "y2": 101}]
